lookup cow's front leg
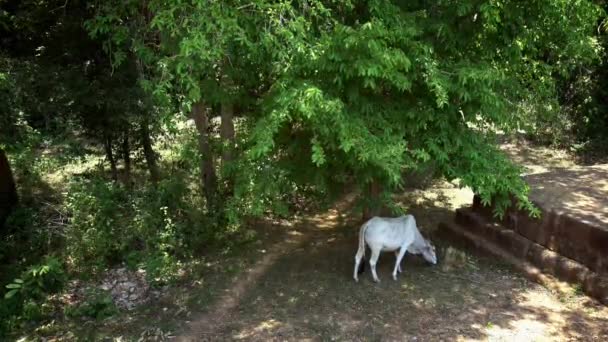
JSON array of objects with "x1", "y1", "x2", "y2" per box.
[
  {"x1": 393, "y1": 237, "x2": 414, "y2": 280},
  {"x1": 392, "y1": 247, "x2": 408, "y2": 280}
]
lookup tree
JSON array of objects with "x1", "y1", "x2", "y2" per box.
[
  {"x1": 246, "y1": 0, "x2": 602, "y2": 217},
  {"x1": 0, "y1": 148, "x2": 18, "y2": 231},
  {"x1": 86, "y1": 0, "x2": 602, "y2": 220},
  {"x1": 552, "y1": 1, "x2": 608, "y2": 155}
]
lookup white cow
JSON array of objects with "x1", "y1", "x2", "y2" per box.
[{"x1": 353, "y1": 214, "x2": 437, "y2": 282}]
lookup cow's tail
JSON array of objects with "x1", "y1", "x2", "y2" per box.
[{"x1": 356, "y1": 219, "x2": 370, "y2": 274}]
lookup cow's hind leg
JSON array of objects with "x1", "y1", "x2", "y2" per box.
[
  {"x1": 353, "y1": 249, "x2": 364, "y2": 282},
  {"x1": 394, "y1": 251, "x2": 402, "y2": 273},
  {"x1": 358, "y1": 248, "x2": 366, "y2": 274},
  {"x1": 369, "y1": 248, "x2": 381, "y2": 283}
]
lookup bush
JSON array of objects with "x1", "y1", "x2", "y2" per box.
[
  {"x1": 64, "y1": 289, "x2": 117, "y2": 320},
  {"x1": 64, "y1": 175, "x2": 219, "y2": 276},
  {"x1": 64, "y1": 179, "x2": 131, "y2": 272},
  {"x1": 0, "y1": 256, "x2": 66, "y2": 336},
  {"x1": 3, "y1": 256, "x2": 66, "y2": 300}
]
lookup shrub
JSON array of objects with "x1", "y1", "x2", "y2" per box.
[
  {"x1": 64, "y1": 289, "x2": 116, "y2": 320},
  {"x1": 64, "y1": 175, "x2": 221, "y2": 276},
  {"x1": 4, "y1": 256, "x2": 66, "y2": 300},
  {"x1": 64, "y1": 179, "x2": 131, "y2": 272},
  {"x1": 0, "y1": 256, "x2": 66, "y2": 336}
]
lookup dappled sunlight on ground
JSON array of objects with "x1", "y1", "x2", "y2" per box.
[
  {"x1": 177, "y1": 179, "x2": 608, "y2": 341},
  {"x1": 500, "y1": 135, "x2": 608, "y2": 228},
  {"x1": 233, "y1": 319, "x2": 285, "y2": 340},
  {"x1": 34, "y1": 135, "x2": 604, "y2": 341},
  {"x1": 525, "y1": 164, "x2": 608, "y2": 228},
  {"x1": 499, "y1": 138, "x2": 577, "y2": 172}
]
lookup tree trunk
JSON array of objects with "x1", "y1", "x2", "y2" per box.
[
  {"x1": 220, "y1": 100, "x2": 235, "y2": 196},
  {"x1": 135, "y1": 57, "x2": 161, "y2": 184},
  {"x1": 0, "y1": 148, "x2": 18, "y2": 231},
  {"x1": 219, "y1": 65, "x2": 236, "y2": 196},
  {"x1": 44, "y1": 112, "x2": 51, "y2": 132},
  {"x1": 104, "y1": 133, "x2": 118, "y2": 182},
  {"x1": 122, "y1": 132, "x2": 131, "y2": 186},
  {"x1": 362, "y1": 180, "x2": 381, "y2": 221},
  {"x1": 141, "y1": 119, "x2": 160, "y2": 183},
  {"x1": 220, "y1": 101, "x2": 235, "y2": 165},
  {"x1": 192, "y1": 101, "x2": 218, "y2": 209}
]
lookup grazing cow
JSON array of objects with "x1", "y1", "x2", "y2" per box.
[{"x1": 353, "y1": 215, "x2": 437, "y2": 282}]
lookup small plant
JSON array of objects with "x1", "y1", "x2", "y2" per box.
[
  {"x1": 1, "y1": 257, "x2": 66, "y2": 336},
  {"x1": 4, "y1": 257, "x2": 66, "y2": 300},
  {"x1": 4, "y1": 278, "x2": 24, "y2": 300},
  {"x1": 143, "y1": 252, "x2": 182, "y2": 286},
  {"x1": 65, "y1": 289, "x2": 117, "y2": 320},
  {"x1": 21, "y1": 299, "x2": 44, "y2": 322},
  {"x1": 573, "y1": 283, "x2": 585, "y2": 297}
]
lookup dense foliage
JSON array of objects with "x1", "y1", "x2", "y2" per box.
[{"x1": 0, "y1": 0, "x2": 606, "y2": 338}]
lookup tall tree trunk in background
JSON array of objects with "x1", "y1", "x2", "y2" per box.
[
  {"x1": 220, "y1": 67, "x2": 236, "y2": 196},
  {"x1": 220, "y1": 102, "x2": 235, "y2": 165},
  {"x1": 362, "y1": 180, "x2": 381, "y2": 221},
  {"x1": 135, "y1": 57, "x2": 161, "y2": 184},
  {"x1": 44, "y1": 112, "x2": 51, "y2": 132},
  {"x1": 0, "y1": 148, "x2": 18, "y2": 231},
  {"x1": 220, "y1": 100, "x2": 235, "y2": 196},
  {"x1": 192, "y1": 101, "x2": 218, "y2": 209},
  {"x1": 122, "y1": 132, "x2": 131, "y2": 186},
  {"x1": 104, "y1": 133, "x2": 118, "y2": 182},
  {"x1": 141, "y1": 118, "x2": 160, "y2": 183}
]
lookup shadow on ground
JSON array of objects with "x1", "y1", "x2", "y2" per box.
[{"x1": 178, "y1": 190, "x2": 608, "y2": 341}]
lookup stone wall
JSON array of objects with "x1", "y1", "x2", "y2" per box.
[{"x1": 472, "y1": 195, "x2": 608, "y2": 275}]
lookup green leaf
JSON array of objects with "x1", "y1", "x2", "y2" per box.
[
  {"x1": 311, "y1": 138, "x2": 326, "y2": 166},
  {"x1": 188, "y1": 86, "x2": 201, "y2": 102},
  {"x1": 4, "y1": 289, "x2": 19, "y2": 299}
]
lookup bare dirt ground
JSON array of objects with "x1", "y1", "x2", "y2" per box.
[
  {"x1": 176, "y1": 165, "x2": 608, "y2": 341},
  {"x1": 500, "y1": 138, "x2": 608, "y2": 229}
]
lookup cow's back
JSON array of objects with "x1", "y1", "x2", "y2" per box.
[{"x1": 364, "y1": 215, "x2": 415, "y2": 250}]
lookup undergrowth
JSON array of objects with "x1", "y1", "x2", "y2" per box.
[{"x1": 0, "y1": 127, "x2": 254, "y2": 339}]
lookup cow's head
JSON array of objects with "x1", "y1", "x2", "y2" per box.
[{"x1": 421, "y1": 239, "x2": 437, "y2": 265}]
